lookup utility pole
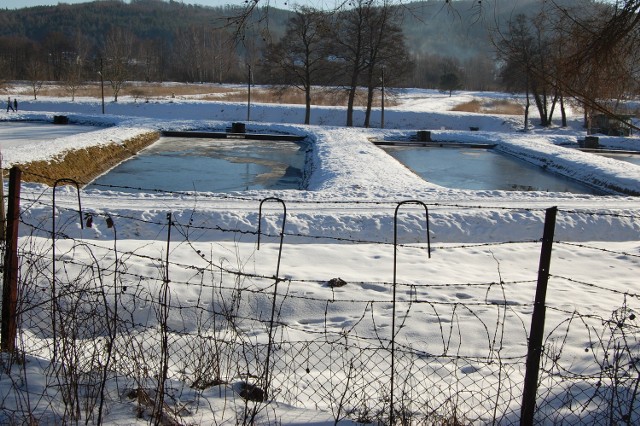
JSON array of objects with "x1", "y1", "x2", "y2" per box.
[
  {"x1": 247, "y1": 64, "x2": 252, "y2": 121},
  {"x1": 381, "y1": 66, "x2": 385, "y2": 129},
  {"x1": 99, "y1": 58, "x2": 105, "y2": 114}
]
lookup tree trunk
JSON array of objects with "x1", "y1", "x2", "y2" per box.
[
  {"x1": 583, "y1": 105, "x2": 589, "y2": 130},
  {"x1": 346, "y1": 86, "x2": 356, "y2": 127},
  {"x1": 524, "y1": 90, "x2": 530, "y2": 131},
  {"x1": 533, "y1": 92, "x2": 549, "y2": 127},
  {"x1": 304, "y1": 85, "x2": 311, "y2": 125},
  {"x1": 364, "y1": 85, "x2": 375, "y2": 128},
  {"x1": 547, "y1": 92, "x2": 559, "y2": 126}
]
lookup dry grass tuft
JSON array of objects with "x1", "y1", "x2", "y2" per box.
[
  {"x1": 452, "y1": 99, "x2": 483, "y2": 113},
  {"x1": 453, "y1": 99, "x2": 523, "y2": 115},
  {"x1": 37, "y1": 83, "x2": 240, "y2": 99},
  {"x1": 32, "y1": 83, "x2": 397, "y2": 107},
  {"x1": 18, "y1": 131, "x2": 160, "y2": 186},
  {"x1": 200, "y1": 86, "x2": 393, "y2": 107}
]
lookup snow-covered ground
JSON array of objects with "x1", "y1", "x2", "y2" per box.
[{"x1": 1, "y1": 86, "x2": 640, "y2": 424}]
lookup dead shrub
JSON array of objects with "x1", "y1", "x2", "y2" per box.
[
  {"x1": 453, "y1": 99, "x2": 482, "y2": 113},
  {"x1": 453, "y1": 99, "x2": 523, "y2": 115}
]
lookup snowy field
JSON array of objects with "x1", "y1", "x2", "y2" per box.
[{"x1": 1, "y1": 86, "x2": 640, "y2": 424}]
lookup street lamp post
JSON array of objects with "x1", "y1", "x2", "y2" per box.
[
  {"x1": 99, "y1": 72, "x2": 105, "y2": 114},
  {"x1": 381, "y1": 66, "x2": 385, "y2": 129},
  {"x1": 247, "y1": 64, "x2": 252, "y2": 121},
  {"x1": 98, "y1": 59, "x2": 105, "y2": 114}
]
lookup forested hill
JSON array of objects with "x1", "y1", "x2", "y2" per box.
[
  {"x1": 0, "y1": 0, "x2": 578, "y2": 59},
  {"x1": 0, "y1": 1, "x2": 290, "y2": 45}
]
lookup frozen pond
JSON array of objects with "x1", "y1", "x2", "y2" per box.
[
  {"x1": 88, "y1": 137, "x2": 307, "y2": 193},
  {"x1": 0, "y1": 121, "x2": 100, "y2": 147},
  {"x1": 383, "y1": 146, "x2": 605, "y2": 194}
]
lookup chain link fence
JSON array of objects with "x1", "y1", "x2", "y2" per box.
[{"x1": 2, "y1": 186, "x2": 640, "y2": 424}]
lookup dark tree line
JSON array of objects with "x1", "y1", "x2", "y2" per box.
[
  {"x1": 0, "y1": 23, "x2": 251, "y2": 97},
  {"x1": 0, "y1": 0, "x2": 277, "y2": 96},
  {"x1": 0, "y1": 0, "x2": 503, "y2": 102}
]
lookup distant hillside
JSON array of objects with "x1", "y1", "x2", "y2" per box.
[
  {"x1": 0, "y1": 0, "x2": 291, "y2": 47},
  {"x1": 0, "y1": 0, "x2": 578, "y2": 60}
]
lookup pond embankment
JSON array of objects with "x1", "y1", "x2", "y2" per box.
[{"x1": 15, "y1": 131, "x2": 160, "y2": 186}]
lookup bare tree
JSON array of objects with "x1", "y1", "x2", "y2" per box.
[
  {"x1": 564, "y1": 0, "x2": 640, "y2": 68},
  {"x1": 324, "y1": 0, "x2": 412, "y2": 127},
  {"x1": 263, "y1": 7, "x2": 330, "y2": 124},
  {"x1": 25, "y1": 56, "x2": 45, "y2": 100},
  {"x1": 462, "y1": 54, "x2": 499, "y2": 92},
  {"x1": 209, "y1": 28, "x2": 235, "y2": 84},
  {"x1": 361, "y1": 0, "x2": 411, "y2": 128},
  {"x1": 439, "y1": 72, "x2": 462, "y2": 97},
  {"x1": 530, "y1": 12, "x2": 559, "y2": 127},
  {"x1": 0, "y1": 55, "x2": 10, "y2": 90},
  {"x1": 137, "y1": 38, "x2": 164, "y2": 83},
  {"x1": 64, "y1": 31, "x2": 90, "y2": 101},
  {"x1": 558, "y1": 0, "x2": 639, "y2": 127},
  {"x1": 496, "y1": 11, "x2": 561, "y2": 127},
  {"x1": 103, "y1": 27, "x2": 135, "y2": 101},
  {"x1": 495, "y1": 0, "x2": 640, "y2": 130},
  {"x1": 42, "y1": 31, "x2": 73, "y2": 82},
  {"x1": 330, "y1": 0, "x2": 375, "y2": 127},
  {"x1": 173, "y1": 26, "x2": 209, "y2": 82},
  {"x1": 495, "y1": 14, "x2": 533, "y2": 129}
]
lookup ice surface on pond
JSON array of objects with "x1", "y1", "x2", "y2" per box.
[
  {"x1": 383, "y1": 145, "x2": 605, "y2": 194},
  {"x1": 88, "y1": 136, "x2": 307, "y2": 193}
]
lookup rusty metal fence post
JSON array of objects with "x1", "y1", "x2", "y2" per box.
[
  {"x1": 257, "y1": 197, "x2": 287, "y2": 399},
  {"x1": 391, "y1": 200, "x2": 431, "y2": 424},
  {"x1": 1, "y1": 166, "x2": 21, "y2": 353},
  {"x1": 521, "y1": 206, "x2": 557, "y2": 425},
  {"x1": 0, "y1": 153, "x2": 6, "y2": 240},
  {"x1": 154, "y1": 212, "x2": 173, "y2": 424},
  {"x1": 51, "y1": 178, "x2": 83, "y2": 362}
]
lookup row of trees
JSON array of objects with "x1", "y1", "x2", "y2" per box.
[
  {"x1": 262, "y1": 1, "x2": 412, "y2": 125},
  {"x1": 0, "y1": 25, "x2": 247, "y2": 100},
  {"x1": 496, "y1": 0, "x2": 640, "y2": 129}
]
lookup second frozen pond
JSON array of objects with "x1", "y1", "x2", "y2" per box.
[{"x1": 383, "y1": 145, "x2": 605, "y2": 194}]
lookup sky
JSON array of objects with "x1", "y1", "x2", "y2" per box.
[
  {"x1": 7, "y1": 0, "x2": 246, "y2": 8},
  {"x1": 5, "y1": 0, "x2": 329, "y2": 10},
  {"x1": 5, "y1": 0, "x2": 618, "y2": 12}
]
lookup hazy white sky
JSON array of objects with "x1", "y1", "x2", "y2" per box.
[
  {"x1": 5, "y1": 0, "x2": 325, "y2": 9},
  {"x1": 7, "y1": 0, "x2": 243, "y2": 8},
  {"x1": 5, "y1": 0, "x2": 617, "y2": 11}
]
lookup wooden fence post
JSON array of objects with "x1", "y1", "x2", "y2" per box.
[
  {"x1": 1, "y1": 166, "x2": 21, "y2": 353},
  {"x1": 521, "y1": 206, "x2": 557, "y2": 425},
  {"x1": 0, "y1": 153, "x2": 6, "y2": 240}
]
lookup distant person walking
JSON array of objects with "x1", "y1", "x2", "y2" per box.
[
  {"x1": 6, "y1": 97, "x2": 14, "y2": 112},
  {"x1": 13, "y1": 98, "x2": 17, "y2": 112}
]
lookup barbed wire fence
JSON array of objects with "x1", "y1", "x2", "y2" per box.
[{"x1": 0, "y1": 168, "x2": 639, "y2": 424}]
